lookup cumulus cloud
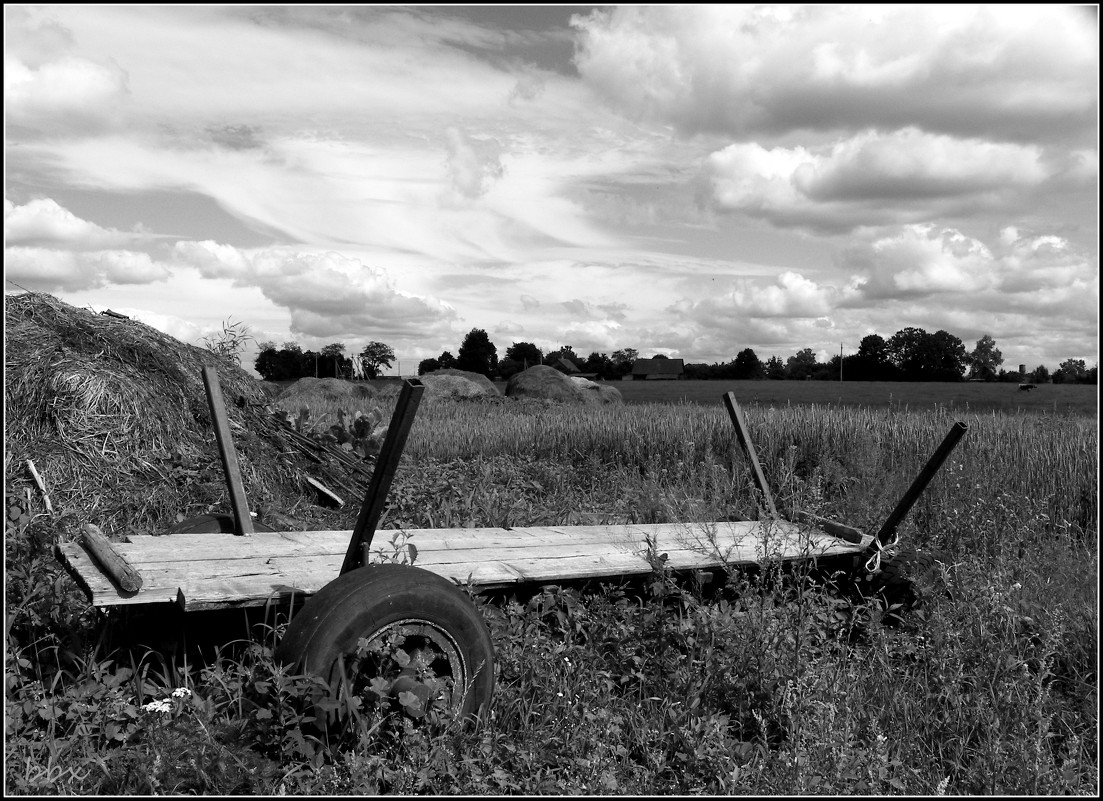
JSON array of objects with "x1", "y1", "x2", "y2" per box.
[
  {"x1": 671, "y1": 270, "x2": 835, "y2": 325},
  {"x1": 5, "y1": 246, "x2": 171, "y2": 291},
  {"x1": 572, "y1": 5, "x2": 1097, "y2": 143},
  {"x1": 4, "y1": 55, "x2": 129, "y2": 131},
  {"x1": 4, "y1": 197, "x2": 133, "y2": 248},
  {"x1": 839, "y1": 224, "x2": 1098, "y2": 319},
  {"x1": 443, "y1": 126, "x2": 505, "y2": 202},
  {"x1": 701, "y1": 128, "x2": 1090, "y2": 231},
  {"x1": 171, "y1": 242, "x2": 458, "y2": 340}
]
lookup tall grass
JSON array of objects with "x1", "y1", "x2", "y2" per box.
[{"x1": 403, "y1": 399, "x2": 1097, "y2": 540}]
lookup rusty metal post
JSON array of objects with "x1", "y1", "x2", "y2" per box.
[
  {"x1": 341, "y1": 379, "x2": 425, "y2": 574},
  {"x1": 201, "y1": 366, "x2": 255, "y2": 536},
  {"x1": 722, "y1": 392, "x2": 779, "y2": 519},
  {"x1": 868, "y1": 421, "x2": 968, "y2": 552}
]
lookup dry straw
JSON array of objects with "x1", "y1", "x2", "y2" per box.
[{"x1": 4, "y1": 292, "x2": 302, "y2": 534}]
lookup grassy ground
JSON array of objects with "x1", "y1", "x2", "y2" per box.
[
  {"x1": 500, "y1": 378, "x2": 1099, "y2": 416},
  {"x1": 6, "y1": 395, "x2": 1097, "y2": 794}
]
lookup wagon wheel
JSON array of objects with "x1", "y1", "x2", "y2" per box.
[
  {"x1": 275, "y1": 564, "x2": 495, "y2": 732},
  {"x1": 166, "y1": 513, "x2": 274, "y2": 533},
  {"x1": 863, "y1": 544, "x2": 946, "y2": 612}
]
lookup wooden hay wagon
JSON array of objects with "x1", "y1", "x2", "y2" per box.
[{"x1": 56, "y1": 369, "x2": 967, "y2": 723}]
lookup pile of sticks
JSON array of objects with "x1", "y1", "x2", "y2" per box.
[{"x1": 237, "y1": 398, "x2": 373, "y2": 508}]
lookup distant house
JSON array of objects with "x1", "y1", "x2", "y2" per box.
[
  {"x1": 550, "y1": 357, "x2": 599, "y2": 380},
  {"x1": 631, "y1": 357, "x2": 685, "y2": 380},
  {"x1": 550, "y1": 357, "x2": 580, "y2": 374}
]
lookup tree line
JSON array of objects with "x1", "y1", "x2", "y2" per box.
[
  {"x1": 252, "y1": 327, "x2": 1097, "y2": 385},
  {"x1": 253, "y1": 340, "x2": 395, "y2": 381}
]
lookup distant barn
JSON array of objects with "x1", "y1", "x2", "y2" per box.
[{"x1": 631, "y1": 357, "x2": 685, "y2": 380}]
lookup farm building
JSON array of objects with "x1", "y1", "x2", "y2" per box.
[
  {"x1": 547, "y1": 356, "x2": 599, "y2": 380},
  {"x1": 631, "y1": 357, "x2": 685, "y2": 380},
  {"x1": 549, "y1": 356, "x2": 580, "y2": 374}
]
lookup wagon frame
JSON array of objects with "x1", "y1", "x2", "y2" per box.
[{"x1": 56, "y1": 368, "x2": 967, "y2": 721}]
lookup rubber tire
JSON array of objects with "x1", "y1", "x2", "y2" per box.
[
  {"x1": 166, "y1": 513, "x2": 274, "y2": 534},
  {"x1": 867, "y1": 545, "x2": 941, "y2": 608},
  {"x1": 275, "y1": 564, "x2": 495, "y2": 723}
]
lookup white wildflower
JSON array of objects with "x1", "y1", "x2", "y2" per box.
[
  {"x1": 142, "y1": 699, "x2": 172, "y2": 714},
  {"x1": 171, "y1": 687, "x2": 192, "y2": 699}
]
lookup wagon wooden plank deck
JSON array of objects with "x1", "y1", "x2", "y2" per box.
[{"x1": 56, "y1": 521, "x2": 875, "y2": 611}]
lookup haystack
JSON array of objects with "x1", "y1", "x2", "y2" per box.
[
  {"x1": 505, "y1": 365, "x2": 622, "y2": 404},
  {"x1": 273, "y1": 376, "x2": 379, "y2": 408},
  {"x1": 420, "y1": 368, "x2": 500, "y2": 399},
  {"x1": 570, "y1": 375, "x2": 624, "y2": 405},
  {"x1": 3, "y1": 292, "x2": 329, "y2": 536}
]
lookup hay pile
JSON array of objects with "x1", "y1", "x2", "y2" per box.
[
  {"x1": 273, "y1": 377, "x2": 381, "y2": 409},
  {"x1": 506, "y1": 365, "x2": 622, "y2": 404},
  {"x1": 420, "y1": 368, "x2": 501, "y2": 400},
  {"x1": 4, "y1": 292, "x2": 343, "y2": 537}
]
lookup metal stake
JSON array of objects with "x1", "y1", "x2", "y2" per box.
[
  {"x1": 340, "y1": 379, "x2": 425, "y2": 574},
  {"x1": 868, "y1": 421, "x2": 968, "y2": 552}
]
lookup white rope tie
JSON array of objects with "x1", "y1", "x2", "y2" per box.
[{"x1": 864, "y1": 530, "x2": 900, "y2": 574}]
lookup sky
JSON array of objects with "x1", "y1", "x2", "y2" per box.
[{"x1": 4, "y1": 4, "x2": 1099, "y2": 377}]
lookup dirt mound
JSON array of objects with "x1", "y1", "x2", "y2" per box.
[
  {"x1": 420, "y1": 368, "x2": 500, "y2": 399},
  {"x1": 3, "y1": 292, "x2": 353, "y2": 536},
  {"x1": 505, "y1": 365, "x2": 622, "y2": 404}
]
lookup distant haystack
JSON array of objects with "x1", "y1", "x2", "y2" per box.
[
  {"x1": 420, "y1": 368, "x2": 501, "y2": 400},
  {"x1": 506, "y1": 365, "x2": 622, "y2": 404},
  {"x1": 274, "y1": 377, "x2": 380, "y2": 409}
]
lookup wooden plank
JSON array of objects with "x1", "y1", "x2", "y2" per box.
[
  {"x1": 723, "y1": 392, "x2": 779, "y2": 518},
  {"x1": 303, "y1": 476, "x2": 345, "y2": 507},
  {"x1": 58, "y1": 520, "x2": 870, "y2": 611},
  {"x1": 201, "y1": 366, "x2": 254, "y2": 535},
  {"x1": 80, "y1": 524, "x2": 143, "y2": 592}
]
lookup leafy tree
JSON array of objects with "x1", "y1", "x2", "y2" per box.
[
  {"x1": 966, "y1": 334, "x2": 1003, "y2": 381},
  {"x1": 732, "y1": 348, "x2": 764, "y2": 380},
  {"x1": 456, "y1": 328, "x2": 498, "y2": 377},
  {"x1": 437, "y1": 351, "x2": 457, "y2": 370},
  {"x1": 255, "y1": 342, "x2": 310, "y2": 381},
  {"x1": 582, "y1": 352, "x2": 616, "y2": 379},
  {"x1": 497, "y1": 358, "x2": 525, "y2": 380},
  {"x1": 610, "y1": 348, "x2": 639, "y2": 378},
  {"x1": 320, "y1": 343, "x2": 353, "y2": 379},
  {"x1": 418, "y1": 357, "x2": 441, "y2": 375},
  {"x1": 505, "y1": 341, "x2": 543, "y2": 368},
  {"x1": 847, "y1": 334, "x2": 899, "y2": 380},
  {"x1": 1028, "y1": 364, "x2": 1050, "y2": 384},
  {"x1": 857, "y1": 334, "x2": 889, "y2": 363},
  {"x1": 764, "y1": 356, "x2": 785, "y2": 380},
  {"x1": 927, "y1": 330, "x2": 967, "y2": 381},
  {"x1": 785, "y1": 348, "x2": 818, "y2": 380},
  {"x1": 1055, "y1": 358, "x2": 1088, "y2": 384},
  {"x1": 359, "y1": 341, "x2": 395, "y2": 379},
  {"x1": 888, "y1": 327, "x2": 965, "y2": 381}
]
